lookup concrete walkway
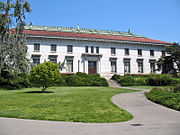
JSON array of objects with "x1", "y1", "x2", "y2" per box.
[{"x1": 0, "y1": 80, "x2": 180, "y2": 135}]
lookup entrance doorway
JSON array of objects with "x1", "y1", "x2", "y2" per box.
[{"x1": 88, "y1": 61, "x2": 97, "y2": 74}]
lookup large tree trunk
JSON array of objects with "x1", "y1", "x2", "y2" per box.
[{"x1": 42, "y1": 86, "x2": 46, "y2": 93}]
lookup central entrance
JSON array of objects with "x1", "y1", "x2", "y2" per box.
[{"x1": 88, "y1": 61, "x2": 97, "y2": 74}]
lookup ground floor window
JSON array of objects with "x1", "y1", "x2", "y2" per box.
[
  {"x1": 150, "y1": 62, "x2": 156, "y2": 73},
  {"x1": 33, "y1": 58, "x2": 40, "y2": 66},
  {"x1": 124, "y1": 61, "x2": 130, "y2": 73},
  {"x1": 111, "y1": 61, "x2": 117, "y2": 72},
  {"x1": 137, "y1": 60, "x2": 143, "y2": 73},
  {"x1": 50, "y1": 59, "x2": 57, "y2": 64},
  {"x1": 66, "y1": 59, "x2": 73, "y2": 72}
]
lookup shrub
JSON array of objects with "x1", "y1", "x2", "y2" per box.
[
  {"x1": 147, "y1": 74, "x2": 173, "y2": 86},
  {"x1": 174, "y1": 84, "x2": 180, "y2": 93},
  {"x1": 76, "y1": 72, "x2": 89, "y2": 78},
  {"x1": 30, "y1": 61, "x2": 60, "y2": 92},
  {"x1": 117, "y1": 74, "x2": 135, "y2": 86},
  {"x1": 65, "y1": 75, "x2": 82, "y2": 86},
  {"x1": 134, "y1": 77, "x2": 147, "y2": 86},
  {"x1": 111, "y1": 74, "x2": 121, "y2": 80},
  {"x1": 56, "y1": 75, "x2": 67, "y2": 86},
  {"x1": 145, "y1": 88, "x2": 180, "y2": 111}
]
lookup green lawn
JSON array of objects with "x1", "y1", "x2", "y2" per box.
[
  {"x1": 127, "y1": 86, "x2": 171, "y2": 90},
  {"x1": 0, "y1": 87, "x2": 137, "y2": 123}
]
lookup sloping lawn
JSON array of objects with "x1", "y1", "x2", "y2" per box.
[{"x1": 0, "y1": 87, "x2": 137, "y2": 123}]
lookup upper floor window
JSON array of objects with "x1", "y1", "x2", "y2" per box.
[
  {"x1": 150, "y1": 50, "x2": 154, "y2": 57},
  {"x1": 111, "y1": 47, "x2": 116, "y2": 55},
  {"x1": 162, "y1": 50, "x2": 166, "y2": 57},
  {"x1": 91, "y1": 46, "x2": 94, "y2": 53},
  {"x1": 51, "y1": 44, "x2": 57, "y2": 52},
  {"x1": 96, "y1": 47, "x2": 99, "y2": 54},
  {"x1": 138, "y1": 49, "x2": 142, "y2": 56},
  {"x1": 85, "y1": 46, "x2": 88, "y2": 53},
  {"x1": 34, "y1": 43, "x2": 40, "y2": 52},
  {"x1": 125, "y1": 48, "x2": 129, "y2": 55},
  {"x1": 67, "y1": 45, "x2": 73, "y2": 53}
]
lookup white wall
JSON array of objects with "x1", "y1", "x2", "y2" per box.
[{"x1": 27, "y1": 37, "x2": 166, "y2": 77}]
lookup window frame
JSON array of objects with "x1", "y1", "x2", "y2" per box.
[
  {"x1": 34, "y1": 43, "x2": 40, "y2": 52},
  {"x1": 150, "y1": 50, "x2": 154, "y2": 57},
  {"x1": 111, "y1": 47, "x2": 116, "y2": 55},
  {"x1": 96, "y1": 47, "x2": 99, "y2": 54},
  {"x1": 111, "y1": 60, "x2": 117, "y2": 73},
  {"x1": 66, "y1": 59, "x2": 73, "y2": 72},
  {"x1": 85, "y1": 46, "x2": 88, "y2": 53},
  {"x1": 67, "y1": 45, "x2": 73, "y2": 53},
  {"x1": 138, "y1": 49, "x2": 142, "y2": 56},
  {"x1": 125, "y1": 48, "x2": 129, "y2": 55},
  {"x1": 91, "y1": 46, "x2": 94, "y2": 53}
]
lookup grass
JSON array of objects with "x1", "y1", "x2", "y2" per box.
[
  {"x1": 0, "y1": 87, "x2": 137, "y2": 123},
  {"x1": 127, "y1": 86, "x2": 171, "y2": 90}
]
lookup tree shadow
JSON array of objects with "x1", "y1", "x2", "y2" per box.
[{"x1": 24, "y1": 91, "x2": 54, "y2": 94}]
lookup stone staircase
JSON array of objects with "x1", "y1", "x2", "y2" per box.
[{"x1": 107, "y1": 79, "x2": 121, "y2": 88}]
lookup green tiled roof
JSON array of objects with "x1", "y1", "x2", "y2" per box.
[{"x1": 24, "y1": 25, "x2": 147, "y2": 38}]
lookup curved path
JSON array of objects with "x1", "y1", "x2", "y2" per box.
[{"x1": 0, "y1": 82, "x2": 180, "y2": 135}]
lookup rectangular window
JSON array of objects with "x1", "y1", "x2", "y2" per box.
[
  {"x1": 50, "y1": 59, "x2": 57, "y2": 64},
  {"x1": 111, "y1": 61, "x2": 117, "y2": 72},
  {"x1": 66, "y1": 60, "x2": 73, "y2": 72},
  {"x1": 91, "y1": 46, "x2": 94, "y2": 53},
  {"x1": 51, "y1": 44, "x2": 57, "y2": 52},
  {"x1": 137, "y1": 61, "x2": 143, "y2": 73},
  {"x1": 124, "y1": 61, "x2": 130, "y2": 73},
  {"x1": 150, "y1": 50, "x2": 154, "y2": 57},
  {"x1": 138, "y1": 49, "x2": 142, "y2": 56},
  {"x1": 150, "y1": 63, "x2": 156, "y2": 73},
  {"x1": 125, "y1": 48, "x2": 129, "y2": 55},
  {"x1": 33, "y1": 58, "x2": 40, "y2": 66},
  {"x1": 162, "y1": 50, "x2": 165, "y2": 57},
  {"x1": 96, "y1": 47, "x2": 99, "y2": 54},
  {"x1": 34, "y1": 43, "x2": 40, "y2": 52},
  {"x1": 85, "y1": 46, "x2": 88, "y2": 53},
  {"x1": 111, "y1": 47, "x2": 116, "y2": 55},
  {"x1": 67, "y1": 45, "x2": 73, "y2": 53}
]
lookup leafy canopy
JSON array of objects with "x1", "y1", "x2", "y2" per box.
[{"x1": 30, "y1": 61, "x2": 60, "y2": 92}]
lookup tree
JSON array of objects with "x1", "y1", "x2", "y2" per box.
[
  {"x1": 0, "y1": 0, "x2": 31, "y2": 79},
  {"x1": 30, "y1": 61, "x2": 60, "y2": 93},
  {"x1": 157, "y1": 43, "x2": 180, "y2": 75}
]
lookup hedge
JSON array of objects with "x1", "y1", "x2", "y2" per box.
[{"x1": 145, "y1": 88, "x2": 180, "y2": 111}]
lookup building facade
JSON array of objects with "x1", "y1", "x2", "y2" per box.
[{"x1": 25, "y1": 25, "x2": 172, "y2": 78}]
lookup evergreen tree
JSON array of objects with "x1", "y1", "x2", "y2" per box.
[
  {"x1": 157, "y1": 43, "x2": 180, "y2": 76},
  {"x1": 0, "y1": 0, "x2": 31, "y2": 78}
]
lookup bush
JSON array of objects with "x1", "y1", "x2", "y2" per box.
[
  {"x1": 76, "y1": 72, "x2": 89, "y2": 78},
  {"x1": 30, "y1": 61, "x2": 60, "y2": 92},
  {"x1": 111, "y1": 74, "x2": 121, "y2": 80},
  {"x1": 64, "y1": 75, "x2": 82, "y2": 86},
  {"x1": 117, "y1": 74, "x2": 135, "y2": 86},
  {"x1": 0, "y1": 74, "x2": 31, "y2": 89},
  {"x1": 55, "y1": 75, "x2": 67, "y2": 86},
  {"x1": 145, "y1": 88, "x2": 180, "y2": 111},
  {"x1": 147, "y1": 74, "x2": 173, "y2": 86},
  {"x1": 134, "y1": 77, "x2": 147, "y2": 86},
  {"x1": 174, "y1": 84, "x2": 180, "y2": 93}
]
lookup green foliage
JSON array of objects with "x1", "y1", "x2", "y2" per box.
[
  {"x1": 30, "y1": 61, "x2": 60, "y2": 92},
  {"x1": 0, "y1": 87, "x2": 135, "y2": 123},
  {"x1": 63, "y1": 73, "x2": 109, "y2": 87},
  {"x1": 0, "y1": 0, "x2": 32, "y2": 78},
  {"x1": 147, "y1": 74, "x2": 173, "y2": 86},
  {"x1": 157, "y1": 43, "x2": 180, "y2": 75},
  {"x1": 112, "y1": 73, "x2": 178, "y2": 86},
  {"x1": 145, "y1": 88, "x2": 180, "y2": 111},
  {"x1": 174, "y1": 84, "x2": 180, "y2": 93}
]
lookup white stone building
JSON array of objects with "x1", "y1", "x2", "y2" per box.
[{"x1": 25, "y1": 25, "x2": 172, "y2": 78}]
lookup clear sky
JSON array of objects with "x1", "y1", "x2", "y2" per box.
[{"x1": 20, "y1": 0, "x2": 180, "y2": 43}]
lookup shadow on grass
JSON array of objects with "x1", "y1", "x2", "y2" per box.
[{"x1": 24, "y1": 91, "x2": 54, "y2": 94}]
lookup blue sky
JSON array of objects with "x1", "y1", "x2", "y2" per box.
[{"x1": 22, "y1": 0, "x2": 180, "y2": 43}]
